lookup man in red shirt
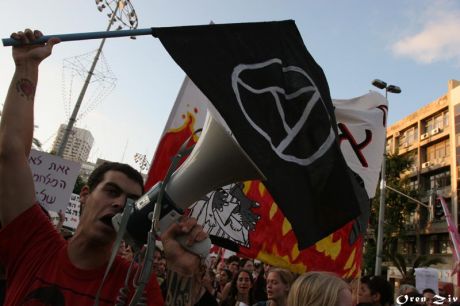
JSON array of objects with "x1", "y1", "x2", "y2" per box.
[{"x1": 0, "y1": 29, "x2": 206, "y2": 305}]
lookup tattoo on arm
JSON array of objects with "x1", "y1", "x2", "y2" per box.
[
  {"x1": 164, "y1": 269, "x2": 194, "y2": 306},
  {"x1": 15, "y1": 78, "x2": 36, "y2": 101}
]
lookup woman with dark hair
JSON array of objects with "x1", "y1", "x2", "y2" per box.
[
  {"x1": 194, "y1": 267, "x2": 218, "y2": 306},
  {"x1": 358, "y1": 275, "x2": 394, "y2": 306},
  {"x1": 221, "y1": 269, "x2": 255, "y2": 306},
  {"x1": 252, "y1": 263, "x2": 270, "y2": 302},
  {"x1": 217, "y1": 269, "x2": 233, "y2": 302}
]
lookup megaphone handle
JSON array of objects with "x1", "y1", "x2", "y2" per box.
[{"x1": 159, "y1": 210, "x2": 211, "y2": 259}]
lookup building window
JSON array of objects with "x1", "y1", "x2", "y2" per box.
[
  {"x1": 386, "y1": 138, "x2": 392, "y2": 153},
  {"x1": 444, "y1": 111, "x2": 449, "y2": 128},
  {"x1": 427, "y1": 140, "x2": 450, "y2": 161},
  {"x1": 439, "y1": 234, "x2": 452, "y2": 254},
  {"x1": 406, "y1": 127, "x2": 417, "y2": 145},
  {"x1": 429, "y1": 170, "x2": 451, "y2": 189},
  {"x1": 407, "y1": 179, "x2": 419, "y2": 191},
  {"x1": 434, "y1": 113, "x2": 444, "y2": 130},
  {"x1": 399, "y1": 127, "x2": 417, "y2": 148},
  {"x1": 398, "y1": 239, "x2": 416, "y2": 255},
  {"x1": 425, "y1": 110, "x2": 449, "y2": 134}
]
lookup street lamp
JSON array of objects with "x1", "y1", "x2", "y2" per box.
[
  {"x1": 134, "y1": 153, "x2": 150, "y2": 172},
  {"x1": 372, "y1": 78, "x2": 401, "y2": 276}
]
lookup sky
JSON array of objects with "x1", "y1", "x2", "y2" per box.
[{"x1": 0, "y1": 0, "x2": 459, "y2": 171}]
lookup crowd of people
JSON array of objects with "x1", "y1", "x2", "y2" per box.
[{"x1": 2, "y1": 27, "x2": 460, "y2": 306}]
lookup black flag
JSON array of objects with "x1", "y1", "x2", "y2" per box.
[{"x1": 153, "y1": 20, "x2": 364, "y2": 249}]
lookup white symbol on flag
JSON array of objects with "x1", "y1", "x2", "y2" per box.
[{"x1": 231, "y1": 58, "x2": 335, "y2": 166}]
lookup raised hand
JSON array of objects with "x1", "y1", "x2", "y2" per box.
[
  {"x1": 160, "y1": 215, "x2": 207, "y2": 275},
  {"x1": 10, "y1": 29, "x2": 60, "y2": 66}
]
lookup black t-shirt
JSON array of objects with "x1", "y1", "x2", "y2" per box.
[{"x1": 194, "y1": 289, "x2": 218, "y2": 306}]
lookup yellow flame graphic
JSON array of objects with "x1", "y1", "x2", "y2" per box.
[
  {"x1": 257, "y1": 249, "x2": 307, "y2": 273},
  {"x1": 269, "y1": 204, "x2": 277, "y2": 220},
  {"x1": 258, "y1": 183, "x2": 267, "y2": 197},
  {"x1": 344, "y1": 248, "x2": 356, "y2": 270},
  {"x1": 291, "y1": 243, "x2": 300, "y2": 261},
  {"x1": 315, "y1": 234, "x2": 342, "y2": 260},
  {"x1": 282, "y1": 218, "x2": 292, "y2": 236}
]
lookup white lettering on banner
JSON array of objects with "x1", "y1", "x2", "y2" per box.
[
  {"x1": 396, "y1": 294, "x2": 458, "y2": 305},
  {"x1": 28, "y1": 149, "x2": 81, "y2": 213}
]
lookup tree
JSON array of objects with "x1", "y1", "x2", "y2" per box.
[
  {"x1": 363, "y1": 153, "x2": 419, "y2": 275},
  {"x1": 385, "y1": 249, "x2": 445, "y2": 285},
  {"x1": 32, "y1": 137, "x2": 43, "y2": 150}
]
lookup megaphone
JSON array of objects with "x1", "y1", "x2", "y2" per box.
[{"x1": 113, "y1": 111, "x2": 266, "y2": 257}]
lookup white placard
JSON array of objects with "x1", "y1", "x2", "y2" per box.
[
  {"x1": 63, "y1": 193, "x2": 80, "y2": 231},
  {"x1": 28, "y1": 149, "x2": 81, "y2": 213},
  {"x1": 415, "y1": 267, "x2": 439, "y2": 294}
]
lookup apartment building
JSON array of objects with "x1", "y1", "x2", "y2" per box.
[
  {"x1": 385, "y1": 80, "x2": 460, "y2": 285},
  {"x1": 52, "y1": 124, "x2": 94, "y2": 163}
]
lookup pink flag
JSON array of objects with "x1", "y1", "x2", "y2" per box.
[{"x1": 438, "y1": 196, "x2": 460, "y2": 274}]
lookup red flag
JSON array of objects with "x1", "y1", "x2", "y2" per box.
[{"x1": 145, "y1": 77, "x2": 208, "y2": 190}]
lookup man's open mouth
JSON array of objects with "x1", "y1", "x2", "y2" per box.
[{"x1": 99, "y1": 214, "x2": 115, "y2": 229}]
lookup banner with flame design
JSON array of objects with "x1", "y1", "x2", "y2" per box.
[{"x1": 146, "y1": 73, "x2": 386, "y2": 276}]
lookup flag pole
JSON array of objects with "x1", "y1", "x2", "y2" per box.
[{"x1": 2, "y1": 28, "x2": 154, "y2": 47}]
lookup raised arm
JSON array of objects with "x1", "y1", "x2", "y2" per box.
[{"x1": 0, "y1": 29, "x2": 59, "y2": 226}]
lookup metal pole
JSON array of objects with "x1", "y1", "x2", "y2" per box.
[
  {"x1": 2, "y1": 28, "x2": 153, "y2": 47},
  {"x1": 385, "y1": 185, "x2": 430, "y2": 208},
  {"x1": 56, "y1": 4, "x2": 119, "y2": 157},
  {"x1": 374, "y1": 89, "x2": 388, "y2": 276}
]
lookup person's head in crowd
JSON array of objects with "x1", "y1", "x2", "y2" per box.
[
  {"x1": 209, "y1": 255, "x2": 218, "y2": 269},
  {"x1": 202, "y1": 268, "x2": 216, "y2": 292},
  {"x1": 77, "y1": 162, "x2": 144, "y2": 246},
  {"x1": 263, "y1": 263, "x2": 272, "y2": 276},
  {"x1": 216, "y1": 261, "x2": 227, "y2": 274},
  {"x1": 152, "y1": 249, "x2": 164, "y2": 275},
  {"x1": 222, "y1": 269, "x2": 254, "y2": 306},
  {"x1": 396, "y1": 291, "x2": 424, "y2": 306},
  {"x1": 240, "y1": 258, "x2": 255, "y2": 274},
  {"x1": 398, "y1": 284, "x2": 418, "y2": 296},
  {"x1": 359, "y1": 275, "x2": 394, "y2": 306},
  {"x1": 266, "y1": 267, "x2": 294, "y2": 306},
  {"x1": 227, "y1": 255, "x2": 240, "y2": 276},
  {"x1": 287, "y1": 271, "x2": 351, "y2": 306},
  {"x1": 158, "y1": 258, "x2": 167, "y2": 277},
  {"x1": 193, "y1": 264, "x2": 219, "y2": 305},
  {"x1": 219, "y1": 269, "x2": 233, "y2": 288},
  {"x1": 438, "y1": 286, "x2": 446, "y2": 296},
  {"x1": 422, "y1": 288, "x2": 435, "y2": 306},
  {"x1": 86, "y1": 162, "x2": 145, "y2": 194},
  {"x1": 118, "y1": 240, "x2": 134, "y2": 262},
  {"x1": 347, "y1": 277, "x2": 360, "y2": 306}
]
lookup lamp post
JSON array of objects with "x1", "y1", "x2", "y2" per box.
[
  {"x1": 134, "y1": 153, "x2": 150, "y2": 173},
  {"x1": 57, "y1": 0, "x2": 138, "y2": 157},
  {"x1": 372, "y1": 78, "x2": 401, "y2": 276}
]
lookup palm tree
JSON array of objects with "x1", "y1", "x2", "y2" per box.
[
  {"x1": 386, "y1": 248, "x2": 445, "y2": 285},
  {"x1": 32, "y1": 137, "x2": 43, "y2": 150}
]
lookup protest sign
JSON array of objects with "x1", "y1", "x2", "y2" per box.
[
  {"x1": 63, "y1": 193, "x2": 81, "y2": 231},
  {"x1": 415, "y1": 267, "x2": 439, "y2": 294},
  {"x1": 28, "y1": 149, "x2": 81, "y2": 213}
]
